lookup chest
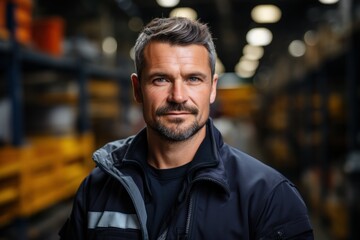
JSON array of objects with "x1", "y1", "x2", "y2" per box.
[
  {"x1": 157, "y1": 188, "x2": 251, "y2": 240},
  {"x1": 87, "y1": 181, "x2": 251, "y2": 240}
]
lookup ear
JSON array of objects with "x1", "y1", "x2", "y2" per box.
[
  {"x1": 210, "y1": 74, "x2": 218, "y2": 104},
  {"x1": 131, "y1": 73, "x2": 143, "y2": 103}
]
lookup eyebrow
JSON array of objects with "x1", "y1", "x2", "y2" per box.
[
  {"x1": 187, "y1": 72, "x2": 207, "y2": 79},
  {"x1": 146, "y1": 71, "x2": 168, "y2": 80},
  {"x1": 147, "y1": 71, "x2": 208, "y2": 79}
]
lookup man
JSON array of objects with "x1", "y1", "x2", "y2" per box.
[{"x1": 59, "y1": 17, "x2": 314, "y2": 239}]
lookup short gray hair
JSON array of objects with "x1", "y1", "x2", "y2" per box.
[{"x1": 133, "y1": 17, "x2": 217, "y2": 80}]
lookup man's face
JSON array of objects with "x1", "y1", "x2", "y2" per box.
[{"x1": 131, "y1": 41, "x2": 218, "y2": 142}]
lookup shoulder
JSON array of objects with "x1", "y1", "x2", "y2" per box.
[
  {"x1": 211, "y1": 122, "x2": 285, "y2": 190},
  {"x1": 220, "y1": 143, "x2": 286, "y2": 189},
  {"x1": 218, "y1": 144, "x2": 302, "y2": 214},
  {"x1": 219, "y1": 144, "x2": 313, "y2": 238}
]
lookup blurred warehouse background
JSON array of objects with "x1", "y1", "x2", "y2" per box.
[{"x1": 0, "y1": 0, "x2": 359, "y2": 239}]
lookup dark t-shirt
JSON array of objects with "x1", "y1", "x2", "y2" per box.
[{"x1": 145, "y1": 162, "x2": 190, "y2": 239}]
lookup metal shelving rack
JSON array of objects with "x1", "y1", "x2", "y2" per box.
[
  {"x1": 2, "y1": 1, "x2": 129, "y2": 146},
  {"x1": 0, "y1": 1, "x2": 130, "y2": 234}
]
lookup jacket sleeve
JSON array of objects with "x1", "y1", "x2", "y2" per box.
[
  {"x1": 59, "y1": 177, "x2": 89, "y2": 240},
  {"x1": 255, "y1": 180, "x2": 314, "y2": 240}
]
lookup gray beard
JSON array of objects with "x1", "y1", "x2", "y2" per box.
[{"x1": 150, "y1": 118, "x2": 205, "y2": 142}]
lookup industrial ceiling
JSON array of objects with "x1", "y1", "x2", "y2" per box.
[{"x1": 36, "y1": 0, "x2": 359, "y2": 83}]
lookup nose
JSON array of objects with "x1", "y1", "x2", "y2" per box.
[{"x1": 168, "y1": 80, "x2": 188, "y2": 103}]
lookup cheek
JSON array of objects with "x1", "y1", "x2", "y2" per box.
[
  {"x1": 147, "y1": 88, "x2": 168, "y2": 104},
  {"x1": 141, "y1": 93, "x2": 162, "y2": 115}
]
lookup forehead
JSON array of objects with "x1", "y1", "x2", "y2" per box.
[{"x1": 143, "y1": 41, "x2": 210, "y2": 68}]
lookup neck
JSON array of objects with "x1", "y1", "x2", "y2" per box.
[{"x1": 146, "y1": 126, "x2": 206, "y2": 169}]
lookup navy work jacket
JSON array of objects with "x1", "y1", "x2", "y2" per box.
[{"x1": 59, "y1": 119, "x2": 313, "y2": 240}]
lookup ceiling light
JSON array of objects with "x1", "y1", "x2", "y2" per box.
[
  {"x1": 243, "y1": 44, "x2": 264, "y2": 60},
  {"x1": 102, "y1": 37, "x2": 117, "y2": 55},
  {"x1": 246, "y1": 28, "x2": 273, "y2": 46},
  {"x1": 235, "y1": 62, "x2": 255, "y2": 79},
  {"x1": 319, "y1": 0, "x2": 339, "y2": 4},
  {"x1": 288, "y1": 40, "x2": 306, "y2": 57},
  {"x1": 129, "y1": 46, "x2": 135, "y2": 60},
  {"x1": 251, "y1": 4, "x2": 282, "y2": 23},
  {"x1": 238, "y1": 57, "x2": 259, "y2": 72},
  {"x1": 156, "y1": 0, "x2": 180, "y2": 8},
  {"x1": 235, "y1": 69, "x2": 255, "y2": 79},
  {"x1": 170, "y1": 8, "x2": 198, "y2": 20}
]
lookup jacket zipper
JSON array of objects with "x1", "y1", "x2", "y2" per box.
[
  {"x1": 156, "y1": 175, "x2": 229, "y2": 239},
  {"x1": 185, "y1": 193, "x2": 194, "y2": 237},
  {"x1": 184, "y1": 177, "x2": 228, "y2": 239}
]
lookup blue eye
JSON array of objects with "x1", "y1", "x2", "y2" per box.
[
  {"x1": 188, "y1": 76, "x2": 202, "y2": 84},
  {"x1": 153, "y1": 77, "x2": 169, "y2": 85}
]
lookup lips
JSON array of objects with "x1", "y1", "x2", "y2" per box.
[{"x1": 165, "y1": 111, "x2": 191, "y2": 115}]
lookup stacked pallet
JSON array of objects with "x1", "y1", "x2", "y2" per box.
[{"x1": 0, "y1": 133, "x2": 94, "y2": 226}]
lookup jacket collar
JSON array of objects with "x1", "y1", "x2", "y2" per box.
[
  {"x1": 187, "y1": 118, "x2": 230, "y2": 196},
  {"x1": 93, "y1": 118, "x2": 230, "y2": 197}
]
